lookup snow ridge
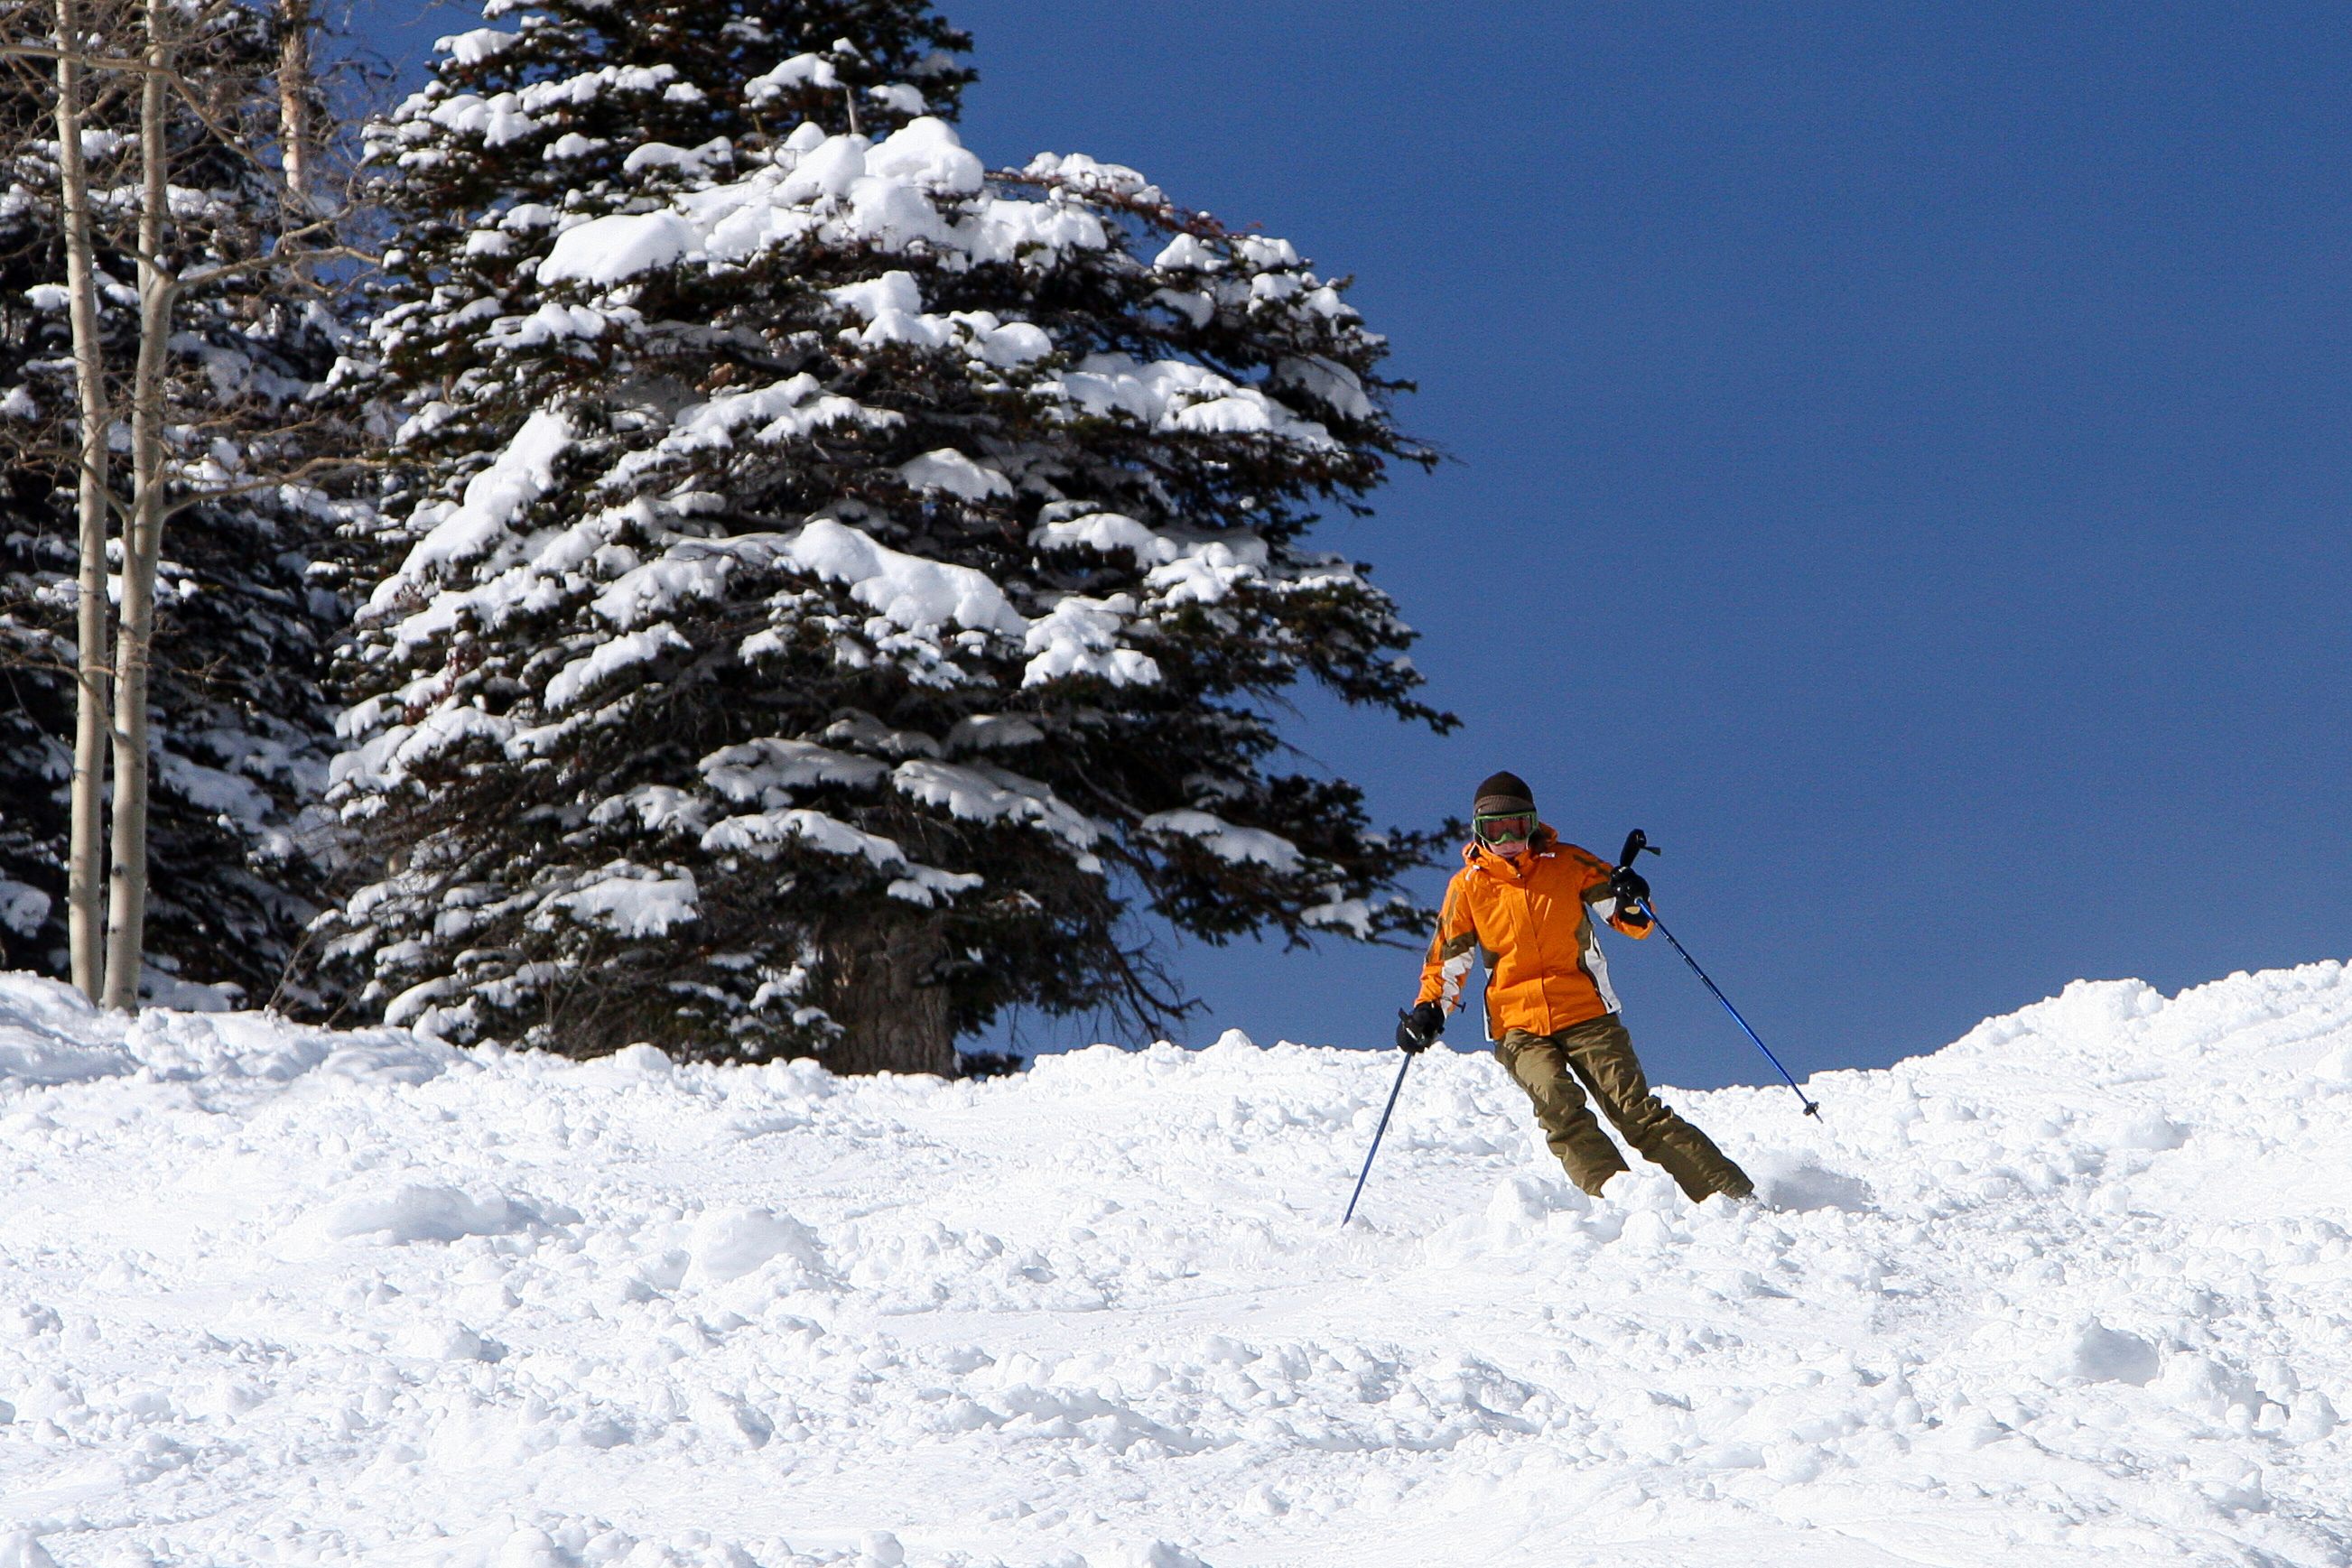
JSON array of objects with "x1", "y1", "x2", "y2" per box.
[{"x1": 2, "y1": 960, "x2": 2349, "y2": 1565}]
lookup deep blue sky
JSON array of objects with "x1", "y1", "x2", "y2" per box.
[{"x1": 360, "y1": 1, "x2": 2352, "y2": 1089}]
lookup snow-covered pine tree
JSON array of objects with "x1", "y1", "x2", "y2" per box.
[
  {"x1": 330, "y1": 0, "x2": 1452, "y2": 1072},
  {"x1": 0, "y1": 1, "x2": 352, "y2": 1001}
]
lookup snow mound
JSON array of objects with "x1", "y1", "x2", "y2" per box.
[
  {"x1": 1, "y1": 960, "x2": 2348, "y2": 1566},
  {"x1": 0, "y1": 979, "x2": 128, "y2": 1083}
]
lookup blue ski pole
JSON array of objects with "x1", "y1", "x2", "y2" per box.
[
  {"x1": 1342, "y1": 1034, "x2": 1417, "y2": 1225},
  {"x1": 1619, "y1": 830, "x2": 1821, "y2": 1119}
]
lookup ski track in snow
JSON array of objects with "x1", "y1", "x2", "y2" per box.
[{"x1": 2, "y1": 963, "x2": 2350, "y2": 1567}]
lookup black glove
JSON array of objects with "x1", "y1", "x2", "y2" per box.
[
  {"x1": 1610, "y1": 867, "x2": 1651, "y2": 914},
  {"x1": 1396, "y1": 1000, "x2": 1445, "y2": 1053}
]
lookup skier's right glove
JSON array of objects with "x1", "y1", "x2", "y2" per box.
[
  {"x1": 1396, "y1": 1000, "x2": 1445, "y2": 1054},
  {"x1": 1609, "y1": 866, "x2": 1651, "y2": 914}
]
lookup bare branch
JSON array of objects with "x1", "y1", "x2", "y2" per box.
[
  {"x1": 0, "y1": 43, "x2": 159, "y2": 71},
  {"x1": 156, "y1": 452, "x2": 390, "y2": 521},
  {"x1": 181, "y1": 235, "x2": 377, "y2": 290},
  {"x1": 3, "y1": 32, "x2": 350, "y2": 225}
]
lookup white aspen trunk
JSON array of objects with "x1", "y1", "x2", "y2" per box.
[
  {"x1": 53, "y1": 0, "x2": 116, "y2": 1003},
  {"x1": 276, "y1": 0, "x2": 312, "y2": 207},
  {"x1": 99, "y1": 0, "x2": 175, "y2": 1010}
]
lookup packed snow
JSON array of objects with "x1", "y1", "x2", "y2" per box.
[{"x1": 4, "y1": 960, "x2": 2349, "y2": 1566}]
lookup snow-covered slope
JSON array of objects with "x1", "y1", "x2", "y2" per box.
[{"x1": 3, "y1": 962, "x2": 2349, "y2": 1567}]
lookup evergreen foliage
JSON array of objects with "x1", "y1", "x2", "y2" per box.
[
  {"x1": 0, "y1": 5, "x2": 353, "y2": 1002},
  {"x1": 330, "y1": 0, "x2": 1453, "y2": 1071}
]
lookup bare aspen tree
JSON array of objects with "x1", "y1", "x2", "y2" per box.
[
  {"x1": 49, "y1": 0, "x2": 114, "y2": 1001},
  {"x1": 276, "y1": 0, "x2": 311, "y2": 205},
  {"x1": 97, "y1": 0, "x2": 174, "y2": 1008},
  {"x1": 7, "y1": 0, "x2": 363, "y2": 1010}
]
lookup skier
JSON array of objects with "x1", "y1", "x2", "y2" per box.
[{"x1": 1397, "y1": 772, "x2": 1753, "y2": 1203}]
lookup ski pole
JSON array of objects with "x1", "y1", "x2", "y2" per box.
[
  {"x1": 1619, "y1": 830, "x2": 1821, "y2": 1119},
  {"x1": 1341, "y1": 1035, "x2": 1417, "y2": 1225}
]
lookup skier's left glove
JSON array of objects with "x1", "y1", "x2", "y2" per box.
[
  {"x1": 1609, "y1": 867, "x2": 1651, "y2": 916},
  {"x1": 1396, "y1": 1001, "x2": 1445, "y2": 1053}
]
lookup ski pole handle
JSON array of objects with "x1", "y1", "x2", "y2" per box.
[{"x1": 1618, "y1": 828, "x2": 1658, "y2": 871}]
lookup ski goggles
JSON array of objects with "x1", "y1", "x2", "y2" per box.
[{"x1": 1473, "y1": 812, "x2": 1536, "y2": 845}]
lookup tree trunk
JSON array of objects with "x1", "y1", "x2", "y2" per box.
[
  {"x1": 814, "y1": 911, "x2": 956, "y2": 1077},
  {"x1": 276, "y1": 0, "x2": 312, "y2": 207},
  {"x1": 53, "y1": 0, "x2": 114, "y2": 1003},
  {"x1": 99, "y1": 0, "x2": 174, "y2": 1010}
]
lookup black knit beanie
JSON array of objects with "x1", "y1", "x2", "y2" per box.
[{"x1": 1473, "y1": 771, "x2": 1535, "y2": 816}]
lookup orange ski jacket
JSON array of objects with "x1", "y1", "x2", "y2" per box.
[{"x1": 1415, "y1": 825, "x2": 1652, "y2": 1039}]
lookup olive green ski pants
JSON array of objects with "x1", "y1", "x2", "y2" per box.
[{"x1": 1496, "y1": 1014, "x2": 1753, "y2": 1202}]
